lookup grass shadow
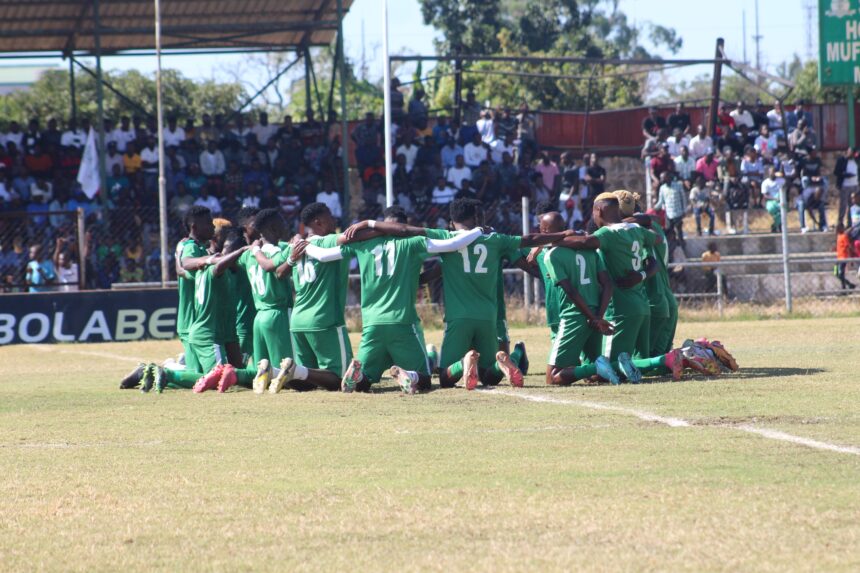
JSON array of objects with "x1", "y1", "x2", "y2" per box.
[{"x1": 724, "y1": 367, "x2": 826, "y2": 380}]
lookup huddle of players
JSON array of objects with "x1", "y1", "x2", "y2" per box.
[{"x1": 120, "y1": 189, "x2": 726, "y2": 395}]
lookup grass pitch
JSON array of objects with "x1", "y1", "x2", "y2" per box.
[{"x1": 2, "y1": 317, "x2": 860, "y2": 572}]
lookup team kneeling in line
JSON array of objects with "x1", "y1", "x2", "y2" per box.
[{"x1": 119, "y1": 191, "x2": 738, "y2": 395}]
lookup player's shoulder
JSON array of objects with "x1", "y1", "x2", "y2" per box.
[
  {"x1": 309, "y1": 233, "x2": 339, "y2": 248},
  {"x1": 424, "y1": 227, "x2": 450, "y2": 240}
]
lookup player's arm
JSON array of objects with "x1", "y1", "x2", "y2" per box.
[
  {"x1": 213, "y1": 245, "x2": 250, "y2": 277},
  {"x1": 425, "y1": 227, "x2": 482, "y2": 253},
  {"x1": 624, "y1": 214, "x2": 652, "y2": 228},
  {"x1": 273, "y1": 240, "x2": 309, "y2": 279},
  {"x1": 596, "y1": 269, "x2": 613, "y2": 320},
  {"x1": 304, "y1": 243, "x2": 345, "y2": 262},
  {"x1": 615, "y1": 255, "x2": 658, "y2": 288},
  {"x1": 518, "y1": 230, "x2": 576, "y2": 247},
  {"x1": 342, "y1": 220, "x2": 427, "y2": 242},
  {"x1": 419, "y1": 261, "x2": 442, "y2": 285},
  {"x1": 512, "y1": 257, "x2": 541, "y2": 279},
  {"x1": 336, "y1": 228, "x2": 385, "y2": 245},
  {"x1": 548, "y1": 233, "x2": 600, "y2": 250},
  {"x1": 180, "y1": 252, "x2": 213, "y2": 272}
]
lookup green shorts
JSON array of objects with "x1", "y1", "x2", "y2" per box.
[
  {"x1": 293, "y1": 326, "x2": 353, "y2": 377},
  {"x1": 185, "y1": 341, "x2": 227, "y2": 374},
  {"x1": 252, "y1": 308, "x2": 294, "y2": 366},
  {"x1": 548, "y1": 315, "x2": 604, "y2": 368},
  {"x1": 440, "y1": 319, "x2": 498, "y2": 371},
  {"x1": 236, "y1": 328, "x2": 253, "y2": 358},
  {"x1": 357, "y1": 323, "x2": 429, "y2": 383},
  {"x1": 602, "y1": 313, "x2": 651, "y2": 361}
]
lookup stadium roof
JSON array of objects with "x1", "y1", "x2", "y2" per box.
[{"x1": 0, "y1": 0, "x2": 353, "y2": 55}]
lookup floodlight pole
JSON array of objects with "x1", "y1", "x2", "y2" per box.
[
  {"x1": 336, "y1": 0, "x2": 351, "y2": 221},
  {"x1": 68, "y1": 57, "x2": 77, "y2": 124},
  {"x1": 154, "y1": 0, "x2": 169, "y2": 287},
  {"x1": 93, "y1": 0, "x2": 108, "y2": 204},
  {"x1": 707, "y1": 38, "x2": 725, "y2": 138},
  {"x1": 382, "y1": 0, "x2": 394, "y2": 207}
]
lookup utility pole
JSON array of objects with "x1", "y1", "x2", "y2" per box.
[
  {"x1": 707, "y1": 38, "x2": 725, "y2": 138},
  {"x1": 753, "y1": 0, "x2": 763, "y2": 83},
  {"x1": 742, "y1": 10, "x2": 747, "y2": 64}
]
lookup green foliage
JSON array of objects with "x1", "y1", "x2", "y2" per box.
[
  {"x1": 0, "y1": 67, "x2": 246, "y2": 127},
  {"x1": 417, "y1": 0, "x2": 684, "y2": 112}
]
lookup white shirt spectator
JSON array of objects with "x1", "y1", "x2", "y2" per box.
[
  {"x1": 446, "y1": 165, "x2": 472, "y2": 189},
  {"x1": 396, "y1": 192, "x2": 413, "y2": 214},
  {"x1": 0, "y1": 182, "x2": 11, "y2": 203},
  {"x1": 754, "y1": 133, "x2": 778, "y2": 159},
  {"x1": 689, "y1": 133, "x2": 713, "y2": 159},
  {"x1": 105, "y1": 152, "x2": 124, "y2": 174},
  {"x1": 5, "y1": 130, "x2": 24, "y2": 149},
  {"x1": 253, "y1": 124, "x2": 278, "y2": 146},
  {"x1": 666, "y1": 135, "x2": 690, "y2": 158},
  {"x1": 30, "y1": 181, "x2": 53, "y2": 202},
  {"x1": 140, "y1": 146, "x2": 159, "y2": 173},
  {"x1": 476, "y1": 116, "x2": 495, "y2": 144},
  {"x1": 730, "y1": 109, "x2": 755, "y2": 129},
  {"x1": 432, "y1": 184, "x2": 458, "y2": 205},
  {"x1": 199, "y1": 149, "x2": 226, "y2": 176},
  {"x1": 490, "y1": 139, "x2": 515, "y2": 164},
  {"x1": 316, "y1": 190, "x2": 342, "y2": 219},
  {"x1": 194, "y1": 195, "x2": 222, "y2": 214},
  {"x1": 163, "y1": 126, "x2": 186, "y2": 148},
  {"x1": 241, "y1": 195, "x2": 260, "y2": 209},
  {"x1": 60, "y1": 128, "x2": 85, "y2": 149},
  {"x1": 767, "y1": 108, "x2": 785, "y2": 131},
  {"x1": 57, "y1": 263, "x2": 79, "y2": 292},
  {"x1": 674, "y1": 155, "x2": 696, "y2": 180},
  {"x1": 111, "y1": 128, "x2": 137, "y2": 152},
  {"x1": 395, "y1": 143, "x2": 419, "y2": 173},
  {"x1": 463, "y1": 141, "x2": 488, "y2": 168},
  {"x1": 845, "y1": 158, "x2": 859, "y2": 187},
  {"x1": 232, "y1": 127, "x2": 251, "y2": 144}
]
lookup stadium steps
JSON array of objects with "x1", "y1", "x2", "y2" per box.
[{"x1": 683, "y1": 231, "x2": 835, "y2": 258}]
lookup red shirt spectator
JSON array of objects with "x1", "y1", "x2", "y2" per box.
[{"x1": 696, "y1": 153, "x2": 719, "y2": 181}]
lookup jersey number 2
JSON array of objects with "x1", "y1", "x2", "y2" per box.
[{"x1": 575, "y1": 254, "x2": 591, "y2": 286}]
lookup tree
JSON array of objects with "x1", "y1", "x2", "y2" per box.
[
  {"x1": 417, "y1": 0, "x2": 684, "y2": 112},
  {"x1": 0, "y1": 67, "x2": 246, "y2": 126}
]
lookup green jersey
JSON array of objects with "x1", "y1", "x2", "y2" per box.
[
  {"x1": 435, "y1": 232, "x2": 522, "y2": 322},
  {"x1": 280, "y1": 234, "x2": 350, "y2": 332},
  {"x1": 544, "y1": 247, "x2": 605, "y2": 321},
  {"x1": 238, "y1": 242, "x2": 293, "y2": 311},
  {"x1": 536, "y1": 248, "x2": 560, "y2": 327},
  {"x1": 177, "y1": 239, "x2": 207, "y2": 338},
  {"x1": 233, "y1": 267, "x2": 255, "y2": 332},
  {"x1": 341, "y1": 236, "x2": 429, "y2": 326},
  {"x1": 496, "y1": 248, "x2": 527, "y2": 322},
  {"x1": 644, "y1": 223, "x2": 671, "y2": 316},
  {"x1": 593, "y1": 223, "x2": 654, "y2": 317},
  {"x1": 187, "y1": 265, "x2": 230, "y2": 345}
]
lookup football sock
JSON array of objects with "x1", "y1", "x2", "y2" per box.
[
  {"x1": 426, "y1": 349, "x2": 438, "y2": 367},
  {"x1": 573, "y1": 363, "x2": 598, "y2": 379},
  {"x1": 448, "y1": 360, "x2": 464, "y2": 379},
  {"x1": 164, "y1": 367, "x2": 202, "y2": 389},
  {"x1": 510, "y1": 345, "x2": 524, "y2": 369},
  {"x1": 234, "y1": 367, "x2": 255, "y2": 387},
  {"x1": 293, "y1": 365, "x2": 309, "y2": 380},
  {"x1": 633, "y1": 355, "x2": 668, "y2": 375}
]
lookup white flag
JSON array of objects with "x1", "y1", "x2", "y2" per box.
[{"x1": 76, "y1": 127, "x2": 100, "y2": 199}]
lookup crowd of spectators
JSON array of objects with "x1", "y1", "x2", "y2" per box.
[{"x1": 641, "y1": 99, "x2": 842, "y2": 239}]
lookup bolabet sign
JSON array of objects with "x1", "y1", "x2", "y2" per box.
[
  {"x1": 0, "y1": 289, "x2": 178, "y2": 345},
  {"x1": 819, "y1": 0, "x2": 860, "y2": 85}
]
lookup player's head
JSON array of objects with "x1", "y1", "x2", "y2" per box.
[
  {"x1": 184, "y1": 205, "x2": 214, "y2": 242},
  {"x1": 253, "y1": 208, "x2": 286, "y2": 243},
  {"x1": 212, "y1": 217, "x2": 233, "y2": 252},
  {"x1": 592, "y1": 192, "x2": 620, "y2": 228},
  {"x1": 383, "y1": 205, "x2": 408, "y2": 224},
  {"x1": 539, "y1": 211, "x2": 565, "y2": 233},
  {"x1": 449, "y1": 198, "x2": 481, "y2": 229},
  {"x1": 301, "y1": 202, "x2": 336, "y2": 235},
  {"x1": 222, "y1": 228, "x2": 247, "y2": 255},
  {"x1": 236, "y1": 207, "x2": 259, "y2": 242},
  {"x1": 613, "y1": 190, "x2": 641, "y2": 217},
  {"x1": 534, "y1": 199, "x2": 555, "y2": 217}
]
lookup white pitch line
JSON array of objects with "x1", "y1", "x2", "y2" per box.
[
  {"x1": 486, "y1": 389, "x2": 860, "y2": 457},
  {"x1": 30, "y1": 345, "x2": 146, "y2": 364}
]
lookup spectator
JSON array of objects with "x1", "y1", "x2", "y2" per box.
[
  {"x1": 787, "y1": 100, "x2": 814, "y2": 132},
  {"x1": 730, "y1": 101, "x2": 755, "y2": 130},
  {"x1": 30, "y1": 177, "x2": 53, "y2": 203},
  {"x1": 834, "y1": 147, "x2": 858, "y2": 227},
  {"x1": 714, "y1": 103, "x2": 735, "y2": 139},
  {"x1": 852, "y1": 190, "x2": 860, "y2": 229},
  {"x1": 767, "y1": 101, "x2": 786, "y2": 138},
  {"x1": 316, "y1": 188, "x2": 342, "y2": 221},
  {"x1": 199, "y1": 140, "x2": 226, "y2": 178},
  {"x1": 60, "y1": 119, "x2": 86, "y2": 149},
  {"x1": 689, "y1": 124, "x2": 713, "y2": 160},
  {"x1": 585, "y1": 152, "x2": 606, "y2": 201},
  {"x1": 650, "y1": 144, "x2": 673, "y2": 190},
  {"x1": 231, "y1": 114, "x2": 252, "y2": 146},
  {"x1": 390, "y1": 78, "x2": 405, "y2": 124},
  {"x1": 163, "y1": 116, "x2": 185, "y2": 148},
  {"x1": 431, "y1": 176, "x2": 458, "y2": 207},
  {"x1": 761, "y1": 166, "x2": 785, "y2": 232},
  {"x1": 24, "y1": 144, "x2": 53, "y2": 179},
  {"x1": 788, "y1": 119, "x2": 817, "y2": 155},
  {"x1": 797, "y1": 184, "x2": 828, "y2": 233},
  {"x1": 408, "y1": 88, "x2": 429, "y2": 128},
  {"x1": 194, "y1": 184, "x2": 222, "y2": 215},
  {"x1": 96, "y1": 253, "x2": 120, "y2": 289},
  {"x1": 123, "y1": 142, "x2": 142, "y2": 176},
  {"x1": 169, "y1": 182, "x2": 194, "y2": 221},
  {"x1": 446, "y1": 154, "x2": 472, "y2": 190},
  {"x1": 674, "y1": 145, "x2": 696, "y2": 190},
  {"x1": 395, "y1": 134, "x2": 419, "y2": 173},
  {"x1": 462, "y1": 91, "x2": 482, "y2": 127},
  {"x1": 220, "y1": 187, "x2": 242, "y2": 222},
  {"x1": 432, "y1": 115, "x2": 453, "y2": 148},
  {"x1": 800, "y1": 147, "x2": 826, "y2": 195},
  {"x1": 496, "y1": 107, "x2": 518, "y2": 141},
  {"x1": 106, "y1": 163, "x2": 130, "y2": 201},
  {"x1": 185, "y1": 163, "x2": 207, "y2": 196},
  {"x1": 667, "y1": 102, "x2": 691, "y2": 135},
  {"x1": 495, "y1": 151, "x2": 519, "y2": 198},
  {"x1": 53, "y1": 236, "x2": 81, "y2": 292},
  {"x1": 119, "y1": 258, "x2": 144, "y2": 283},
  {"x1": 516, "y1": 103, "x2": 537, "y2": 157},
  {"x1": 655, "y1": 171, "x2": 687, "y2": 242},
  {"x1": 23, "y1": 118, "x2": 41, "y2": 154},
  {"x1": 701, "y1": 242, "x2": 721, "y2": 292},
  {"x1": 642, "y1": 106, "x2": 667, "y2": 139},
  {"x1": 243, "y1": 159, "x2": 270, "y2": 192},
  {"x1": 241, "y1": 183, "x2": 261, "y2": 210},
  {"x1": 835, "y1": 223, "x2": 856, "y2": 290},
  {"x1": 689, "y1": 175, "x2": 715, "y2": 236},
  {"x1": 252, "y1": 112, "x2": 277, "y2": 147},
  {"x1": 140, "y1": 137, "x2": 159, "y2": 191},
  {"x1": 471, "y1": 161, "x2": 499, "y2": 202},
  {"x1": 490, "y1": 133, "x2": 516, "y2": 165},
  {"x1": 463, "y1": 132, "x2": 488, "y2": 169},
  {"x1": 476, "y1": 110, "x2": 495, "y2": 144},
  {"x1": 25, "y1": 244, "x2": 56, "y2": 292},
  {"x1": 754, "y1": 125, "x2": 777, "y2": 160},
  {"x1": 440, "y1": 137, "x2": 463, "y2": 169},
  {"x1": 666, "y1": 128, "x2": 689, "y2": 158},
  {"x1": 534, "y1": 152, "x2": 559, "y2": 194}
]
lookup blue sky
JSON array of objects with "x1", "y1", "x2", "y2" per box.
[{"x1": 8, "y1": 0, "x2": 812, "y2": 93}]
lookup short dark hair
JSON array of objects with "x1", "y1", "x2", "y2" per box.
[
  {"x1": 236, "y1": 207, "x2": 258, "y2": 227},
  {"x1": 183, "y1": 205, "x2": 211, "y2": 233},
  {"x1": 253, "y1": 208, "x2": 283, "y2": 233},
  {"x1": 300, "y1": 202, "x2": 331, "y2": 226},
  {"x1": 535, "y1": 200, "x2": 555, "y2": 216},
  {"x1": 383, "y1": 205, "x2": 408, "y2": 223},
  {"x1": 449, "y1": 198, "x2": 480, "y2": 223},
  {"x1": 222, "y1": 229, "x2": 247, "y2": 253}
]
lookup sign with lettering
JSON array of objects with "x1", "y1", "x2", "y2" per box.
[{"x1": 820, "y1": 0, "x2": 860, "y2": 84}]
